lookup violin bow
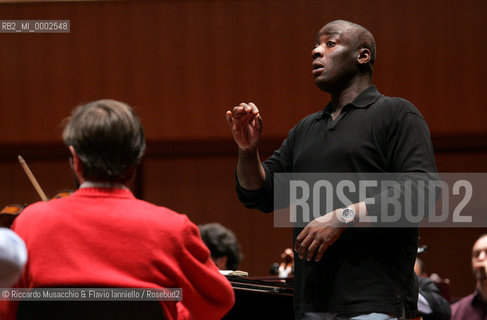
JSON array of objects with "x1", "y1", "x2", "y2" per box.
[{"x1": 18, "y1": 155, "x2": 48, "y2": 201}]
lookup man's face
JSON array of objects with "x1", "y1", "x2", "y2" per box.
[
  {"x1": 472, "y1": 235, "x2": 487, "y2": 280},
  {"x1": 311, "y1": 22, "x2": 359, "y2": 92}
]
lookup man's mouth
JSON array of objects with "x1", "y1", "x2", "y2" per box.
[{"x1": 312, "y1": 62, "x2": 324, "y2": 76}]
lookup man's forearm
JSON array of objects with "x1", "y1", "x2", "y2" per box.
[{"x1": 236, "y1": 148, "x2": 266, "y2": 190}]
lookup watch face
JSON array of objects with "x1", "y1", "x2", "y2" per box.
[
  {"x1": 342, "y1": 208, "x2": 354, "y2": 219},
  {"x1": 339, "y1": 207, "x2": 355, "y2": 223}
]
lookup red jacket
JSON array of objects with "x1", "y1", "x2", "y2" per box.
[{"x1": 0, "y1": 187, "x2": 234, "y2": 319}]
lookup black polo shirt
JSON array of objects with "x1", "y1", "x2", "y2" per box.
[{"x1": 236, "y1": 85, "x2": 438, "y2": 319}]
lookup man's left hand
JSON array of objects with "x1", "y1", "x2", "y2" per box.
[{"x1": 294, "y1": 210, "x2": 345, "y2": 262}]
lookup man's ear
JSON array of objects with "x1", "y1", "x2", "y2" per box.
[
  {"x1": 358, "y1": 48, "x2": 371, "y2": 65},
  {"x1": 68, "y1": 146, "x2": 83, "y2": 178}
]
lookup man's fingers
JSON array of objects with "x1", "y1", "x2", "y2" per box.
[
  {"x1": 227, "y1": 103, "x2": 261, "y2": 132},
  {"x1": 240, "y1": 102, "x2": 251, "y2": 112},
  {"x1": 254, "y1": 114, "x2": 263, "y2": 130},
  {"x1": 294, "y1": 233, "x2": 303, "y2": 256},
  {"x1": 295, "y1": 227, "x2": 308, "y2": 251},
  {"x1": 305, "y1": 240, "x2": 321, "y2": 261},
  {"x1": 228, "y1": 109, "x2": 256, "y2": 130},
  {"x1": 230, "y1": 105, "x2": 245, "y2": 118},
  {"x1": 225, "y1": 111, "x2": 233, "y2": 124},
  {"x1": 230, "y1": 102, "x2": 260, "y2": 118},
  {"x1": 248, "y1": 102, "x2": 259, "y2": 115},
  {"x1": 250, "y1": 114, "x2": 263, "y2": 128},
  {"x1": 296, "y1": 231, "x2": 313, "y2": 259},
  {"x1": 314, "y1": 242, "x2": 327, "y2": 262}
]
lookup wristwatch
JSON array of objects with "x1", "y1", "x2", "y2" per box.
[{"x1": 337, "y1": 206, "x2": 356, "y2": 224}]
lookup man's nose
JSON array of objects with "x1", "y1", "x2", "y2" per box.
[{"x1": 312, "y1": 46, "x2": 324, "y2": 59}]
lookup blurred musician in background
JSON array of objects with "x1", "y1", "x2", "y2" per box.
[
  {"x1": 0, "y1": 228, "x2": 27, "y2": 288},
  {"x1": 414, "y1": 258, "x2": 451, "y2": 320},
  {"x1": 270, "y1": 248, "x2": 294, "y2": 279},
  {"x1": 452, "y1": 234, "x2": 487, "y2": 320},
  {"x1": 0, "y1": 99, "x2": 234, "y2": 320},
  {"x1": 199, "y1": 222, "x2": 242, "y2": 271}
]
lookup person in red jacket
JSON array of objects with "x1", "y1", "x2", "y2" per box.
[{"x1": 0, "y1": 99, "x2": 234, "y2": 320}]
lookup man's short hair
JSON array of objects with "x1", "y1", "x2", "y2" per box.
[
  {"x1": 351, "y1": 21, "x2": 376, "y2": 66},
  {"x1": 199, "y1": 223, "x2": 242, "y2": 270},
  {"x1": 326, "y1": 20, "x2": 376, "y2": 70},
  {"x1": 62, "y1": 99, "x2": 146, "y2": 183}
]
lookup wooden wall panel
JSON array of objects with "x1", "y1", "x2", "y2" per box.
[
  {"x1": 0, "y1": 0, "x2": 486, "y2": 144},
  {"x1": 0, "y1": 158, "x2": 73, "y2": 205},
  {"x1": 436, "y1": 152, "x2": 487, "y2": 172}
]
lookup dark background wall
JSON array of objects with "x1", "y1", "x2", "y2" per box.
[{"x1": 0, "y1": 0, "x2": 486, "y2": 299}]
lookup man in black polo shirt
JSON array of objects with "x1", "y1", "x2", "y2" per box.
[{"x1": 225, "y1": 20, "x2": 437, "y2": 320}]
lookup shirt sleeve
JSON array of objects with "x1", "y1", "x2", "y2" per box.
[
  {"x1": 236, "y1": 128, "x2": 295, "y2": 213},
  {"x1": 367, "y1": 106, "x2": 439, "y2": 223},
  {"x1": 175, "y1": 218, "x2": 235, "y2": 320}
]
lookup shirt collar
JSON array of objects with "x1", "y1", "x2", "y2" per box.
[
  {"x1": 80, "y1": 181, "x2": 128, "y2": 190},
  {"x1": 472, "y1": 290, "x2": 487, "y2": 308},
  {"x1": 318, "y1": 85, "x2": 381, "y2": 119}
]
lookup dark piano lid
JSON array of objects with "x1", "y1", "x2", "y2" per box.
[{"x1": 225, "y1": 275, "x2": 294, "y2": 296}]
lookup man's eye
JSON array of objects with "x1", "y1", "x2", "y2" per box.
[
  {"x1": 473, "y1": 250, "x2": 486, "y2": 258},
  {"x1": 326, "y1": 41, "x2": 335, "y2": 47}
]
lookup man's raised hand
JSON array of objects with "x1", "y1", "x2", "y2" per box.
[{"x1": 226, "y1": 102, "x2": 262, "y2": 152}]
